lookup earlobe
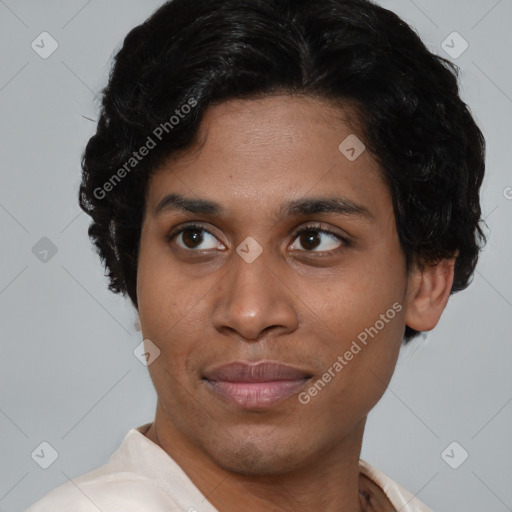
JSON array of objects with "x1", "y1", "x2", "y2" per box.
[{"x1": 404, "y1": 255, "x2": 457, "y2": 333}]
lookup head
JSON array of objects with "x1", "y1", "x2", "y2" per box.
[{"x1": 79, "y1": 0, "x2": 486, "y2": 474}]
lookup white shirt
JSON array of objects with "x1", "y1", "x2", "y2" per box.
[{"x1": 25, "y1": 423, "x2": 434, "y2": 512}]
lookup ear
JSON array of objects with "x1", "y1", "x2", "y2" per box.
[{"x1": 404, "y1": 254, "x2": 457, "y2": 332}]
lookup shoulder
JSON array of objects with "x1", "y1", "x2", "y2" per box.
[
  {"x1": 24, "y1": 466, "x2": 184, "y2": 512},
  {"x1": 359, "y1": 459, "x2": 435, "y2": 512},
  {"x1": 25, "y1": 424, "x2": 218, "y2": 512}
]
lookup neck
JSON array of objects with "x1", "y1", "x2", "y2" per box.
[{"x1": 145, "y1": 404, "x2": 368, "y2": 512}]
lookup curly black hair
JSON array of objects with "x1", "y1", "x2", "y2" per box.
[{"x1": 79, "y1": 0, "x2": 486, "y2": 342}]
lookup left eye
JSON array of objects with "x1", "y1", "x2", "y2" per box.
[{"x1": 289, "y1": 227, "x2": 345, "y2": 253}]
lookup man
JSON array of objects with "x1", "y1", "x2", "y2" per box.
[{"x1": 26, "y1": 0, "x2": 485, "y2": 510}]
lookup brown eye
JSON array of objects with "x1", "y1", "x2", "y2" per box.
[
  {"x1": 298, "y1": 230, "x2": 322, "y2": 251},
  {"x1": 181, "y1": 228, "x2": 205, "y2": 249},
  {"x1": 168, "y1": 223, "x2": 225, "y2": 251},
  {"x1": 290, "y1": 225, "x2": 349, "y2": 253}
]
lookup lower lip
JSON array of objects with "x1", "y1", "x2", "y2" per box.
[{"x1": 204, "y1": 379, "x2": 310, "y2": 409}]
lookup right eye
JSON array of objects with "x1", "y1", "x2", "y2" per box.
[{"x1": 168, "y1": 223, "x2": 226, "y2": 251}]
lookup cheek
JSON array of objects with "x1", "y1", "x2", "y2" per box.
[
  {"x1": 307, "y1": 320, "x2": 403, "y2": 429},
  {"x1": 136, "y1": 232, "x2": 190, "y2": 336},
  {"x1": 341, "y1": 238, "x2": 406, "y2": 330},
  {"x1": 304, "y1": 256, "x2": 406, "y2": 410},
  {"x1": 312, "y1": 267, "x2": 404, "y2": 345},
  {"x1": 136, "y1": 244, "x2": 211, "y2": 378}
]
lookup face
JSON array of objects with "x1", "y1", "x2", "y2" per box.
[{"x1": 137, "y1": 95, "x2": 411, "y2": 475}]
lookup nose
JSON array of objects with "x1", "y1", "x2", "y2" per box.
[{"x1": 211, "y1": 252, "x2": 299, "y2": 342}]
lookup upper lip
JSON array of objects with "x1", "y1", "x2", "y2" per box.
[{"x1": 202, "y1": 361, "x2": 312, "y2": 383}]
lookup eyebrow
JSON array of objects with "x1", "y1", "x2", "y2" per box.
[{"x1": 154, "y1": 193, "x2": 374, "y2": 221}]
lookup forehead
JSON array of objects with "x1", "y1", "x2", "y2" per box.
[{"x1": 146, "y1": 95, "x2": 390, "y2": 221}]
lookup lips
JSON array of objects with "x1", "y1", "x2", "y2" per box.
[
  {"x1": 202, "y1": 361, "x2": 312, "y2": 408},
  {"x1": 203, "y1": 361, "x2": 311, "y2": 382}
]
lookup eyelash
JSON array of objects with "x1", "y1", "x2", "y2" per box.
[{"x1": 167, "y1": 222, "x2": 352, "y2": 255}]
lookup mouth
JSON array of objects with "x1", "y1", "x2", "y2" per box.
[{"x1": 202, "y1": 360, "x2": 313, "y2": 409}]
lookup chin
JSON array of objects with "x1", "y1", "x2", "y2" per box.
[{"x1": 206, "y1": 433, "x2": 313, "y2": 476}]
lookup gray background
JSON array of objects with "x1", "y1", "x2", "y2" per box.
[{"x1": 0, "y1": 0, "x2": 511, "y2": 511}]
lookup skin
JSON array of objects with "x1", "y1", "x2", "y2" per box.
[{"x1": 137, "y1": 95, "x2": 455, "y2": 512}]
